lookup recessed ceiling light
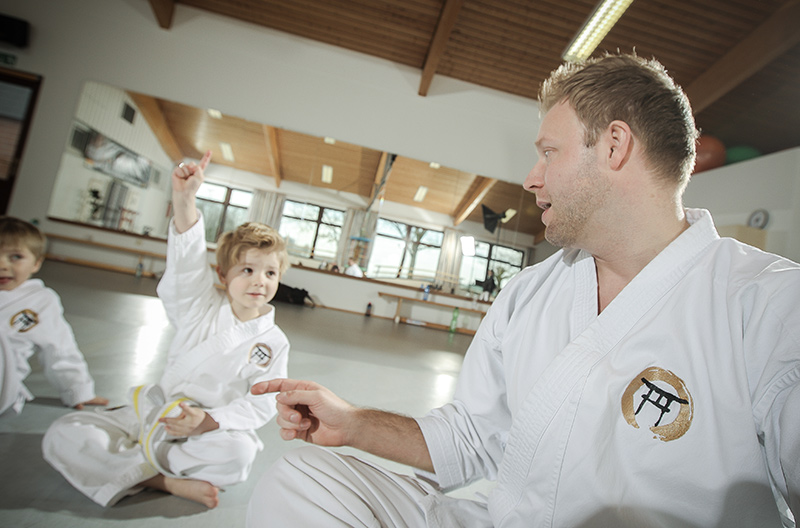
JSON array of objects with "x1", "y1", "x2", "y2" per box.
[
  {"x1": 207, "y1": 108, "x2": 223, "y2": 119},
  {"x1": 324, "y1": 137, "x2": 336, "y2": 145},
  {"x1": 562, "y1": 0, "x2": 634, "y2": 62},
  {"x1": 413, "y1": 186, "x2": 428, "y2": 202},
  {"x1": 429, "y1": 162, "x2": 441, "y2": 169},
  {"x1": 220, "y1": 142, "x2": 235, "y2": 161},
  {"x1": 321, "y1": 164, "x2": 333, "y2": 183}
]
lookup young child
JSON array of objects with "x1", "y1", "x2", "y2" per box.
[
  {"x1": 43, "y1": 151, "x2": 291, "y2": 508},
  {"x1": 0, "y1": 216, "x2": 107, "y2": 415}
]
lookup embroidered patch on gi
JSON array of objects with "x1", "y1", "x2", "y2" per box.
[
  {"x1": 248, "y1": 343, "x2": 273, "y2": 368},
  {"x1": 621, "y1": 366, "x2": 693, "y2": 442},
  {"x1": 10, "y1": 309, "x2": 39, "y2": 333}
]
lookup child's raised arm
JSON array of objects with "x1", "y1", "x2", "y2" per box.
[{"x1": 172, "y1": 150, "x2": 212, "y2": 234}]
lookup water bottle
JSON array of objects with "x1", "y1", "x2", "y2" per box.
[
  {"x1": 449, "y1": 307, "x2": 459, "y2": 333},
  {"x1": 135, "y1": 262, "x2": 143, "y2": 278},
  {"x1": 365, "y1": 302, "x2": 372, "y2": 316}
]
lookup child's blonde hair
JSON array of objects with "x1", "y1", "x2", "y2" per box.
[
  {"x1": 216, "y1": 222, "x2": 289, "y2": 276},
  {"x1": 0, "y1": 216, "x2": 46, "y2": 261}
]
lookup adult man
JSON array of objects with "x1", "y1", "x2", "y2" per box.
[{"x1": 247, "y1": 53, "x2": 800, "y2": 527}]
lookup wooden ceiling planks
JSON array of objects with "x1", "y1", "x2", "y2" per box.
[{"x1": 148, "y1": 0, "x2": 800, "y2": 244}]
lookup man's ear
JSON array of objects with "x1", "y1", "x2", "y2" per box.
[
  {"x1": 216, "y1": 266, "x2": 226, "y2": 284},
  {"x1": 605, "y1": 120, "x2": 633, "y2": 171}
]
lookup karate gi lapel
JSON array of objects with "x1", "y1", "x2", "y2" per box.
[
  {"x1": 158, "y1": 310, "x2": 273, "y2": 392},
  {"x1": 492, "y1": 210, "x2": 719, "y2": 521}
]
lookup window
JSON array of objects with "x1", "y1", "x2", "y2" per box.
[
  {"x1": 195, "y1": 182, "x2": 253, "y2": 243},
  {"x1": 460, "y1": 240, "x2": 524, "y2": 293},
  {"x1": 278, "y1": 200, "x2": 345, "y2": 260},
  {"x1": 368, "y1": 218, "x2": 443, "y2": 280}
]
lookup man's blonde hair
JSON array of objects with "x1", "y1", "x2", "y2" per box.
[
  {"x1": 539, "y1": 52, "x2": 699, "y2": 188},
  {"x1": 216, "y1": 222, "x2": 289, "y2": 276},
  {"x1": 0, "y1": 216, "x2": 46, "y2": 260}
]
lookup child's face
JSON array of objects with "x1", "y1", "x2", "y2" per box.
[
  {"x1": 218, "y1": 248, "x2": 281, "y2": 321},
  {"x1": 0, "y1": 245, "x2": 42, "y2": 291}
]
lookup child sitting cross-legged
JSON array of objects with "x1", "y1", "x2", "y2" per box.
[{"x1": 43, "y1": 151, "x2": 291, "y2": 508}]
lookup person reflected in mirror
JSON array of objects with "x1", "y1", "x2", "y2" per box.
[
  {"x1": 478, "y1": 269, "x2": 496, "y2": 301},
  {"x1": 43, "y1": 151, "x2": 292, "y2": 509},
  {"x1": 0, "y1": 217, "x2": 108, "y2": 416},
  {"x1": 344, "y1": 257, "x2": 363, "y2": 278},
  {"x1": 245, "y1": 53, "x2": 800, "y2": 527}
]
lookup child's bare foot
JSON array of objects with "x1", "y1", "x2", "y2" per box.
[{"x1": 143, "y1": 474, "x2": 220, "y2": 508}]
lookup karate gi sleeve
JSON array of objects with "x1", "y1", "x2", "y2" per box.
[
  {"x1": 157, "y1": 214, "x2": 219, "y2": 330},
  {"x1": 206, "y1": 337, "x2": 290, "y2": 431},
  {"x1": 744, "y1": 263, "x2": 800, "y2": 520},
  {"x1": 416, "y1": 287, "x2": 515, "y2": 490},
  {"x1": 30, "y1": 290, "x2": 96, "y2": 407}
]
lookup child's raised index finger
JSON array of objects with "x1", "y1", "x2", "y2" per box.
[{"x1": 199, "y1": 150, "x2": 212, "y2": 170}]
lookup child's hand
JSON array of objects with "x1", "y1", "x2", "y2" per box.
[
  {"x1": 73, "y1": 396, "x2": 110, "y2": 410},
  {"x1": 160, "y1": 402, "x2": 219, "y2": 437},
  {"x1": 172, "y1": 150, "x2": 212, "y2": 197}
]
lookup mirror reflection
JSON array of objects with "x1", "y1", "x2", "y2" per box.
[{"x1": 48, "y1": 81, "x2": 544, "y2": 296}]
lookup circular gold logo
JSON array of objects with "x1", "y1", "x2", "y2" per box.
[
  {"x1": 10, "y1": 309, "x2": 39, "y2": 333},
  {"x1": 621, "y1": 367, "x2": 693, "y2": 442},
  {"x1": 248, "y1": 343, "x2": 273, "y2": 368}
]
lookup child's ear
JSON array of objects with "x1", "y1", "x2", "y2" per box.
[
  {"x1": 32, "y1": 258, "x2": 43, "y2": 275},
  {"x1": 215, "y1": 266, "x2": 226, "y2": 284}
]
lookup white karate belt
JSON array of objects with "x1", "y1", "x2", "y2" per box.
[{"x1": 131, "y1": 384, "x2": 195, "y2": 478}]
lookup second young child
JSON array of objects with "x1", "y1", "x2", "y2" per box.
[
  {"x1": 43, "y1": 151, "x2": 290, "y2": 508},
  {"x1": 0, "y1": 216, "x2": 107, "y2": 416}
]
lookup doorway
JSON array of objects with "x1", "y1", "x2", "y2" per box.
[{"x1": 0, "y1": 67, "x2": 42, "y2": 214}]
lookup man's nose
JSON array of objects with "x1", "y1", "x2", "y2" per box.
[{"x1": 523, "y1": 161, "x2": 544, "y2": 192}]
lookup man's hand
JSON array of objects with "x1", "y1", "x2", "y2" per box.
[
  {"x1": 73, "y1": 396, "x2": 109, "y2": 410},
  {"x1": 252, "y1": 378, "x2": 435, "y2": 472},
  {"x1": 159, "y1": 402, "x2": 218, "y2": 437},
  {"x1": 251, "y1": 378, "x2": 356, "y2": 446}
]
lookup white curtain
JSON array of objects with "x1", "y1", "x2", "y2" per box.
[
  {"x1": 436, "y1": 227, "x2": 462, "y2": 293},
  {"x1": 337, "y1": 208, "x2": 378, "y2": 268},
  {"x1": 248, "y1": 190, "x2": 286, "y2": 230}
]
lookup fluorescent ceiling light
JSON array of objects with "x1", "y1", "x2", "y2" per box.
[
  {"x1": 413, "y1": 185, "x2": 428, "y2": 202},
  {"x1": 502, "y1": 208, "x2": 517, "y2": 223},
  {"x1": 220, "y1": 142, "x2": 235, "y2": 161},
  {"x1": 324, "y1": 137, "x2": 336, "y2": 145},
  {"x1": 429, "y1": 162, "x2": 441, "y2": 169},
  {"x1": 321, "y1": 164, "x2": 333, "y2": 183},
  {"x1": 460, "y1": 236, "x2": 475, "y2": 257},
  {"x1": 207, "y1": 108, "x2": 222, "y2": 119},
  {"x1": 562, "y1": 0, "x2": 634, "y2": 62}
]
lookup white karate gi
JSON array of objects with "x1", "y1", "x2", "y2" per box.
[
  {"x1": 0, "y1": 279, "x2": 95, "y2": 414},
  {"x1": 249, "y1": 209, "x2": 800, "y2": 527},
  {"x1": 43, "y1": 216, "x2": 290, "y2": 506}
]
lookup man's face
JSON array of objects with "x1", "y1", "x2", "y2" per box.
[
  {"x1": 523, "y1": 101, "x2": 611, "y2": 248},
  {"x1": 0, "y1": 245, "x2": 42, "y2": 291}
]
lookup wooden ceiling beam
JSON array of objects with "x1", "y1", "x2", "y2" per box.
[
  {"x1": 126, "y1": 92, "x2": 183, "y2": 162},
  {"x1": 685, "y1": 0, "x2": 800, "y2": 113},
  {"x1": 263, "y1": 125, "x2": 282, "y2": 187},
  {"x1": 368, "y1": 151, "x2": 390, "y2": 205},
  {"x1": 452, "y1": 176, "x2": 496, "y2": 225},
  {"x1": 148, "y1": 0, "x2": 175, "y2": 29},
  {"x1": 418, "y1": 0, "x2": 465, "y2": 96}
]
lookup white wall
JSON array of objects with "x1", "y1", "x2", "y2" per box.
[{"x1": 683, "y1": 148, "x2": 800, "y2": 261}]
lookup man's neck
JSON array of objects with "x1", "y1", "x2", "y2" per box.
[{"x1": 592, "y1": 209, "x2": 690, "y2": 313}]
